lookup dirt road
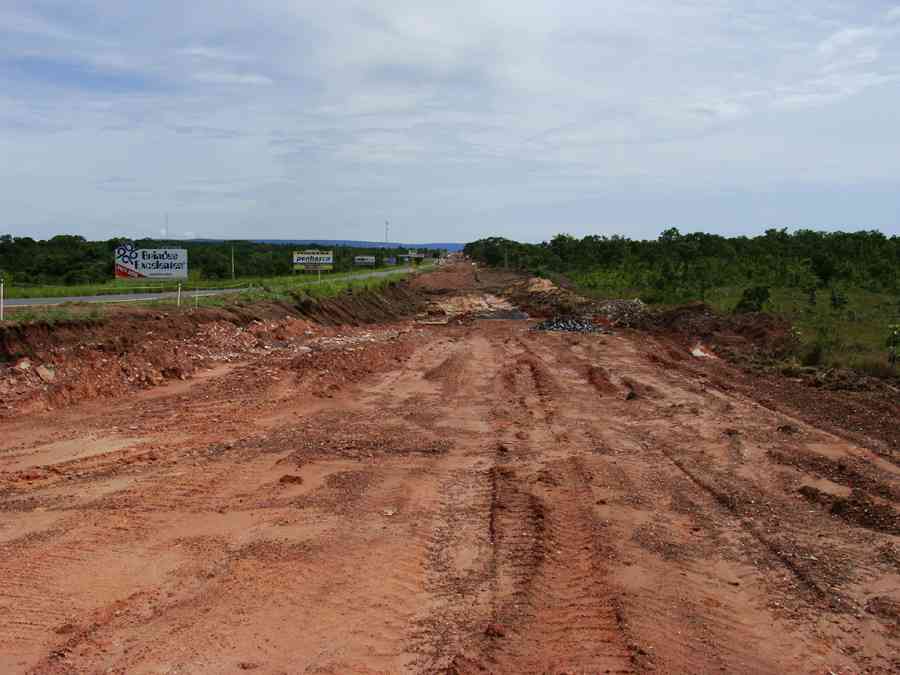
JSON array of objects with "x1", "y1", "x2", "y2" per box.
[{"x1": 1, "y1": 268, "x2": 898, "y2": 673}]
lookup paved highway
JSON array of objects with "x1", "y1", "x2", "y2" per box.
[{"x1": 3, "y1": 267, "x2": 415, "y2": 308}]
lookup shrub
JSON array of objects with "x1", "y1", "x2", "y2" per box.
[
  {"x1": 734, "y1": 286, "x2": 770, "y2": 313},
  {"x1": 801, "y1": 342, "x2": 825, "y2": 367}
]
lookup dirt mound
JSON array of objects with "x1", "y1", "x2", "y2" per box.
[
  {"x1": 643, "y1": 303, "x2": 796, "y2": 364},
  {"x1": 505, "y1": 277, "x2": 598, "y2": 318},
  {"x1": 291, "y1": 283, "x2": 426, "y2": 325}
]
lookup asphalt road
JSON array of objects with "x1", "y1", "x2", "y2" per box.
[{"x1": 3, "y1": 267, "x2": 415, "y2": 308}]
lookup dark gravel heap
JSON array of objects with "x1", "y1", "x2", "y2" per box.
[
  {"x1": 596, "y1": 299, "x2": 647, "y2": 327},
  {"x1": 532, "y1": 316, "x2": 608, "y2": 334}
]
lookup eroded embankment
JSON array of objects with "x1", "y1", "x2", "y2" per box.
[{"x1": 0, "y1": 283, "x2": 427, "y2": 417}]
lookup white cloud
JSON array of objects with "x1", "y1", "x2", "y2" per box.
[
  {"x1": 2, "y1": 1, "x2": 900, "y2": 240},
  {"x1": 176, "y1": 46, "x2": 248, "y2": 62},
  {"x1": 818, "y1": 27, "x2": 876, "y2": 55},
  {"x1": 192, "y1": 72, "x2": 273, "y2": 86},
  {"x1": 0, "y1": 8, "x2": 82, "y2": 42}
]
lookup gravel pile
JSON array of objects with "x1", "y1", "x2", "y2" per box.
[
  {"x1": 532, "y1": 317, "x2": 607, "y2": 333},
  {"x1": 596, "y1": 299, "x2": 647, "y2": 327}
]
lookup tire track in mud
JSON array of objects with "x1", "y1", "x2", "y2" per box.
[
  {"x1": 0, "y1": 519, "x2": 185, "y2": 672},
  {"x1": 655, "y1": 442, "x2": 830, "y2": 600},
  {"x1": 513, "y1": 331, "x2": 855, "y2": 674},
  {"x1": 438, "y1": 332, "x2": 636, "y2": 674},
  {"x1": 487, "y1": 460, "x2": 635, "y2": 674},
  {"x1": 412, "y1": 466, "x2": 493, "y2": 672}
]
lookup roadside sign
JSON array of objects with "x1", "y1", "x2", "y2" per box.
[
  {"x1": 399, "y1": 250, "x2": 426, "y2": 261},
  {"x1": 115, "y1": 243, "x2": 188, "y2": 279},
  {"x1": 354, "y1": 256, "x2": 376, "y2": 266},
  {"x1": 293, "y1": 250, "x2": 334, "y2": 271}
]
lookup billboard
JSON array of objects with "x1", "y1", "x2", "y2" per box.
[
  {"x1": 399, "y1": 250, "x2": 427, "y2": 263},
  {"x1": 354, "y1": 255, "x2": 376, "y2": 266},
  {"x1": 293, "y1": 250, "x2": 333, "y2": 271},
  {"x1": 115, "y1": 243, "x2": 188, "y2": 279}
]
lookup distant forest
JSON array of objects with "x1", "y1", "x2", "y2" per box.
[
  {"x1": 465, "y1": 229, "x2": 900, "y2": 303},
  {"x1": 0, "y1": 235, "x2": 441, "y2": 285}
]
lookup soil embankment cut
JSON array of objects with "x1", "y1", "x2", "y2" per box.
[{"x1": 0, "y1": 283, "x2": 428, "y2": 418}]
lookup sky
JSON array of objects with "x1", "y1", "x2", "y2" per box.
[{"x1": 2, "y1": 1, "x2": 900, "y2": 243}]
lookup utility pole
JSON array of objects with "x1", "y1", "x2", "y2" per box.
[{"x1": 385, "y1": 220, "x2": 390, "y2": 247}]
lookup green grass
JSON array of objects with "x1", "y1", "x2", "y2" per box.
[
  {"x1": 193, "y1": 270, "x2": 413, "y2": 308},
  {"x1": 710, "y1": 286, "x2": 898, "y2": 371},
  {"x1": 3, "y1": 265, "x2": 415, "y2": 299},
  {"x1": 0, "y1": 305, "x2": 105, "y2": 326},
  {"x1": 1, "y1": 266, "x2": 427, "y2": 324}
]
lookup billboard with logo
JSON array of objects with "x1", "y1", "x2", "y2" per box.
[
  {"x1": 115, "y1": 243, "x2": 188, "y2": 279},
  {"x1": 293, "y1": 250, "x2": 334, "y2": 271},
  {"x1": 354, "y1": 256, "x2": 376, "y2": 266}
]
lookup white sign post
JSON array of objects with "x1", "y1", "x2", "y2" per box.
[{"x1": 0, "y1": 277, "x2": 4, "y2": 322}]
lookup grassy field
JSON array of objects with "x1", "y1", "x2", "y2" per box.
[
  {"x1": 0, "y1": 268, "x2": 422, "y2": 326},
  {"x1": 706, "y1": 286, "x2": 899, "y2": 372},
  {"x1": 2, "y1": 265, "x2": 414, "y2": 299}
]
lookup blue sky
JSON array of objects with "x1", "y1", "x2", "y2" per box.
[{"x1": 2, "y1": 1, "x2": 899, "y2": 243}]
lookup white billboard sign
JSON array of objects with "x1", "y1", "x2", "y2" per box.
[
  {"x1": 354, "y1": 256, "x2": 376, "y2": 266},
  {"x1": 293, "y1": 250, "x2": 334, "y2": 271},
  {"x1": 115, "y1": 243, "x2": 188, "y2": 279}
]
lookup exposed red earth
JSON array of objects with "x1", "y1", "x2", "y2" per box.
[{"x1": 1, "y1": 264, "x2": 898, "y2": 674}]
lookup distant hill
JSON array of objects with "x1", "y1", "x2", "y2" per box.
[{"x1": 248, "y1": 239, "x2": 465, "y2": 251}]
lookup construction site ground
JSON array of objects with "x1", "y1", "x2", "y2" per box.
[{"x1": 1, "y1": 264, "x2": 898, "y2": 674}]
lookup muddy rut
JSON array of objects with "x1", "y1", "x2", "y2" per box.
[{"x1": 1, "y1": 309, "x2": 899, "y2": 673}]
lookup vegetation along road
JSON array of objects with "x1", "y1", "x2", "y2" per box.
[{"x1": 3, "y1": 267, "x2": 415, "y2": 307}]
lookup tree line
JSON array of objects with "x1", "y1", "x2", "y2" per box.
[
  {"x1": 464, "y1": 229, "x2": 900, "y2": 303},
  {"x1": 0, "y1": 235, "x2": 440, "y2": 285}
]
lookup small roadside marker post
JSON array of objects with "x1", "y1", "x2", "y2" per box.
[
  {"x1": 177, "y1": 283, "x2": 182, "y2": 308},
  {"x1": 0, "y1": 276, "x2": 4, "y2": 321}
]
